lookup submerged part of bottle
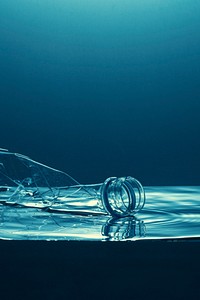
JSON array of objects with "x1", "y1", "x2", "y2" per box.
[{"x1": 0, "y1": 149, "x2": 145, "y2": 217}]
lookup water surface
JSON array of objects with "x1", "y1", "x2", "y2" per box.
[{"x1": 1, "y1": 186, "x2": 200, "y2": 241}]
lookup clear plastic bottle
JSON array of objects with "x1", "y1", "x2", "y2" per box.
[{"x1": 0, "y1": 149, "x2": 145, "y2": 217}]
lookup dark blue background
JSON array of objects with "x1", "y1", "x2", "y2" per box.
[{"x1": 1, "y1": 0, "x2": 200, "y2": 185}]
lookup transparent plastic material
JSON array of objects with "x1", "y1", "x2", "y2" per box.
[{"x1": 0, "y1": 149, "x2": 145, "y2": 217}]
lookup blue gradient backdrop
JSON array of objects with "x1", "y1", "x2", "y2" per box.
[{"x1": 0, "y1": 0, "x2": 200, "y2": 185}]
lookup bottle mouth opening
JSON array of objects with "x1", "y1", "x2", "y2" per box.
[{"x1": 101, "y1": 176, "x2": 145, "y2": 217}]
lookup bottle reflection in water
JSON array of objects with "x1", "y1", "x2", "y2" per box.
[
  {"x1": 102, "y1": 217, "x2": 146, "y2": 241},
  {"x1": 0, "y1": 149, "x2": 145, "y2": 217}
]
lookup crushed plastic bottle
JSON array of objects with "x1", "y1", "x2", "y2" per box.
[{"x1": 0, "y1": 149, "x2": 145, "y2": 217}]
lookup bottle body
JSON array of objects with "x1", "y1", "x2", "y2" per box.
[{"x1": 0, "y1": 149, "x2": 145, "y2": 217}]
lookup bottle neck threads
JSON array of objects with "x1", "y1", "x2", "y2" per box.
[{"x1": 101, "y1": 176, "x2": 145, "y2": 217}]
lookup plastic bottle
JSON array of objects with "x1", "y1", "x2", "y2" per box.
[{"x1": 0, "y1": 149, "x2": 145, "y2": 217}]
